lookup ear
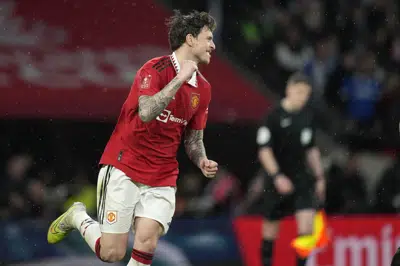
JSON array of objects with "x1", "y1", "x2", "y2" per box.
[
  {"x1": 185, "y1": 34, "x2": 195, "y2": 47},
  {"x1": 285, "y1": 85, "x2": 291, "y2": 95}
]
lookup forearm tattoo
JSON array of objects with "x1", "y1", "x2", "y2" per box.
[
  {"x1": 138, "y1": 76, "x2": 183, "y2": 122},
  {"x1": 184, "y1": 129, "x2": 207, "y2": 167}
]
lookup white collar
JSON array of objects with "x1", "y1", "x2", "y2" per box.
[{"x1": 170, "y1": 52, "x2": 197, "y2": 87}]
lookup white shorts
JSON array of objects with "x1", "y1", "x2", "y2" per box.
[{"x1": 97, "y1": 165, "x2": 176, "y2": 235}]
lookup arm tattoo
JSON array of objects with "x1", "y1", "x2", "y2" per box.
[
  {"x1": 184, "y1": 129, "x2": 207, "y2": 168},
  {"x1": 138, "y1": 76, "x2": 183, "y2": 122}
]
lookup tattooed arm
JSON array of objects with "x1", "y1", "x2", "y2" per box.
[
  {"x1": 184, "y1": 128, "x2": 207, "y2": 168},
  {"x1": 138, "y1": 76, "x2": 184, "y2": 122}
]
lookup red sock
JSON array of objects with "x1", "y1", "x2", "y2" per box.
[
  {"x1": 131, "y1": 248, "x2": 153, "y2": 265},
  {"x1": 95, "y1": 238, "x2": 107, "y2": 262}
]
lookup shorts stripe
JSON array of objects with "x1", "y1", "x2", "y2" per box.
[{"x1": 98, "y1": 166, "x2": 112, "y2": 225}]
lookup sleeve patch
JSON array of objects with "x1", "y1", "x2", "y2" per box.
[
  {"x1": 257, "y1": 126, "x2": 271, "y2": 145},
  {"x1": 140, "y1": 74, "x2": 152, "y2": 89}
]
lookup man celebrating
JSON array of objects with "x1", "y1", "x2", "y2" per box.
[{"x1": 47, "y1": 10, "x2": 218, "y2": 266}]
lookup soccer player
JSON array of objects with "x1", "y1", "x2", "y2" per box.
[
  {"x1": 256, "y1": 72, "x2": 326, "y2": 266},
  {"x1": 47, "y1": 10, "x2": 218, "y2": 266}
]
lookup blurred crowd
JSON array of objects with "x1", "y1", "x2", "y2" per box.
[
  {"x1": 0, "y1": 153, "x2": 97, "y2": 221},
  {"x1": 221, "y1": 0, "x2": 400, "y2": 148},
  {"x1": 0, "y1": 152, "x2": 244, "y2": 221},
  {"x1": 2, "y1": 149, "x2": 400, "y2": 221},
  {"x1": 170, "y1": 0, "x2": 400, "y2": 148}
]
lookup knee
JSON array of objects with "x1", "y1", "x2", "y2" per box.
[
  {"x1": 298, "y1": 219, "x2": 313, "y2": 235},
  {"x1": 296, "y1": 209, "x2": 315, "y2": 235},
  {"x1": 262, "y1": 220, "x2": 279, "y2": 240},
  {"x1": 100, "y1": 247, "x2": 126, "y2": 262},
  {"x1": 299, "y1": 229, "x2": 313, "y2": 236},
  {"x1": 134, "y1": 232, "x2": 159, "y2": 253}
]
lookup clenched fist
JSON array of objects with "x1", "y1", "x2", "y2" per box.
[
  {"x1": 199, "y1": 158, "x2": 218, "y2": 178},
  {"x1": 177, "y1": 60, "x2": 198, "y2": 81}
]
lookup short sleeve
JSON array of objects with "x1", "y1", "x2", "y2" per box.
[
  {"x1": 188, "y1": 98, "x2": 210, "y2": 130},
  {"x1": 304, "y1": 113, "x2": 317, "y2": 149},
  {"x1": 136, "y1": 68, "x2": 162, "y2": 97},
  {"x1": 256, "y1": 116, "x2": 274, "y2": 148}
]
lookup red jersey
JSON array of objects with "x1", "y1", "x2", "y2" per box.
[{"x1": 99, "y1": 53, "x2": 211, "y2": 187}]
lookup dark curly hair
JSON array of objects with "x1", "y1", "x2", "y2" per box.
[{"x1": 166, "y1": 10, "x2": 217, "y2": 51}]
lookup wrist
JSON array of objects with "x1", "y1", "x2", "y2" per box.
[
  {"x1": 270, "y1": 172, "x2": 282, "y2": 179},
  {"x1": 196, "y1": 156, "x2": 207, "y2": 168},
  {"x1": 176, "y1": 73, "x2": 188, "y2": 83}
]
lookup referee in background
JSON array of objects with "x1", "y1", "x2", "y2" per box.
[{"x1": 256, "y1": 72, "x2": 325, "y2": 266}]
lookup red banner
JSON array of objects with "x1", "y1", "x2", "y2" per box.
[
  {"x1": 234, "y1": 215, "x2": 400, "y2": 266},
  {"x1": 0, "y1": 0, "x2": 269, "y2": 121}
]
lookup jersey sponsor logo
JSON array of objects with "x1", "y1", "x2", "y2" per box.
[
  {"x1": 156, "y1": 109, "x2": 171, "y2": 123},
  {"x1": 106, "y1": 210, "x2": 117, "y2": 225},
  {"x1": 191, "y1": 93, "x2": 200, "y2": 109},
  {"x1": 140, "y1": 74, "x2": 152, "y2": 89},
  {"x1": 156, "y1": 109, "x2": 188, "y2": 126},
  {"x1": 301, "y1": 128, "x2": 312, "y2": 145},
  {"x1": 280, "y1": 118, "x2": 292, "y2": 128},
  {"x1": 256, "y1": 126, "x2": 271, "y2": 145}
]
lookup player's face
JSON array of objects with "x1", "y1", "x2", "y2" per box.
[
  {"x1": 191, "y1": 27, "x2": 216, "y2": 64},
  {"x1": 287, "y1": 82, "x2": 311, "y2": 110}
]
